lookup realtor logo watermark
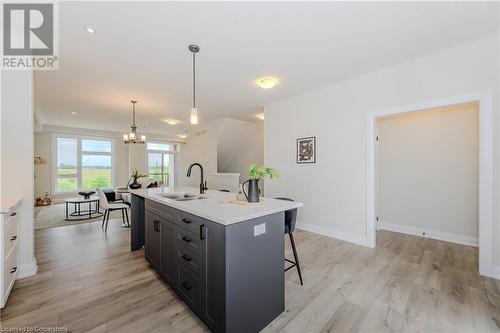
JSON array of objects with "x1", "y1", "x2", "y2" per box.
[{"x1": 2, "y1": 1, "x2": 59, "y2": 70}]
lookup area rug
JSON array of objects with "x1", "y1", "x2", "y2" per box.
[{"x1": 35, "y1": 203, "x2": 129, "y2": 230}]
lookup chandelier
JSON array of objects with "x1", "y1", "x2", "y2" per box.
[{"x1": 123, "y1": 100, "x2": 146, "y2": 144}]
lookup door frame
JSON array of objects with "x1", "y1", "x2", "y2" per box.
[{"x1": 366, "y1": 91, "x2": 494, "y2": 278}]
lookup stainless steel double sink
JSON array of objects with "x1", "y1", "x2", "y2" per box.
[{"x1": 158, "y1": 193, "x2": 206, "y2": 201}]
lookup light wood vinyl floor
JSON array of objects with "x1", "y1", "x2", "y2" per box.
[{"x1": 1, "y1": 218, "x2": 499, "y2": 332}]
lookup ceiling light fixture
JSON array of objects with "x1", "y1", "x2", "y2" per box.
[
  {"x1": 84, "y1": 27, "x2": 96, "y2": 34},
  {"x1": 123, "y1": 100, "x2": 146, "y2": 144},
  {"x1": 189, "y1": 44, "x2": 200, "y2": 125},
  {"x1": 71, "y1": 111, "x2": 76, "y2": 115},
  {"x1": 257, "y1": 77, "x2": 279, "y2": 89},
  {"x1": 164, "y1": 119, "x2": 180, "y2": 125},
  {"x1": 256, "y1": 113, "x2": 264, "y2": 120}
]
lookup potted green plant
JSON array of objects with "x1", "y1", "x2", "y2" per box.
[
  {"x1": 242, "y1": 164, "x2": 280, "y2": 203},
  {"x1": 129, "y1": 168, "x2": 147, "y2": 189}
]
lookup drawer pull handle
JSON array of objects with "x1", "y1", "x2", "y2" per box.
[
  {"x1": 200, "y1": 224, "x2": 205, "y2": 240},
  {"x1": 154, "y1": 220, "x2": 160, "y2": 232},
  {"x1": 10, "y1": 267, "x2": 17, "y2": 274},
  {"x1": 182, "y1": 281, "x2": 193, "y2": 290},
  {"x1": 181, "y1": 218, "x2": 191, "y2": 224},
  {"x1": 182, "y1": 236, "x2": 192, "y2": 243},
  {"x1": 10, "y1": 235, "x2": 17, "y2": 241},
  {"x1": 10, "y1": 212, "x2": 17, "y2": 217},
  {"x1": 182, "y1": 254, "x2": 192, "y2": 262}
]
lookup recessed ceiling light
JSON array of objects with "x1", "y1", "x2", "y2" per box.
[
  {"x1": 71, "y1": 111, "x2": 76, "y2": 115},
  {"x1": 257, "y1": 77, "x2": 279, "y2": 89},
  {"x1": 164, "y1": 119, "x2": 180, "y2": 125},
  {"x1": 84, "y1": 27, "x2": 96, "y2": 34},
  {"x1": 178, "y1": 133, "x2": 188, "y2": 139},
  {"x1": 256, "y1": 113, "x2": 264, "y2": 120}
]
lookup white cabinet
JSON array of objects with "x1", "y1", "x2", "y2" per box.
[{"x1": 0, "y1": 200, "x2": 21, "y2": 308}]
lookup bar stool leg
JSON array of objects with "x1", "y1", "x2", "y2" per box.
[{"x1": 289, "y1": 232, "x2": 303, "y2": 285}]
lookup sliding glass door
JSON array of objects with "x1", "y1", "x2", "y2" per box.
[{"x1": 147, "y1": 142, "x2": 176, "y2": 187}]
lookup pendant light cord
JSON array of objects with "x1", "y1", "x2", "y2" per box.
[{"x1": 193, "y1": 51, "x2": 196, "y2": 109}]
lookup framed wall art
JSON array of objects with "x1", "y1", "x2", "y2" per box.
[{"x1": 296, "y1": 136, "x2": 316, "y2": 164}]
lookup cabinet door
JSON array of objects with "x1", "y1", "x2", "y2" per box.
[
  {"x1": 131, "y1": 194, "x2": 145, "y2": 251},
  {"x1": 160, "y1": 220, "x2": 177, "y2": 285},
  {"x1": 177, "y1": 266, "x2": 203, "y2": 315},
  {"x1": 145, "y1": 212, "x2": 161, "y2": 269},
  {"x1": 202, "y1": 222, "x2": 225, "y2": 332}
]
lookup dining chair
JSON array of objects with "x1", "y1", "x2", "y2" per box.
[{"x1": 96, "y1": 188, "x2": 130, "y2": 232}]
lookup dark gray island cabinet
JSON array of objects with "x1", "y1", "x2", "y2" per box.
[{"x1": 131, "y1": 193, "x2": 289, "y2": 333}]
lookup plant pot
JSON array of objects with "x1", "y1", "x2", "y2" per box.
[
  {"x1": 242, "y1": 179, "x2": 260, "y2": 203},
  {"x1": 129, "y1": 180, "x2": 141, "y2": 189}
]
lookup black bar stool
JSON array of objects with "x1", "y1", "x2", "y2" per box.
[{"x1": 275, "y1": 197, "x2": 303, "y2": 285}]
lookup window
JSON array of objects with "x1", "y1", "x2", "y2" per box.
[
  {"x1": 54, "y1": 135, "x2": 114, "y2": 193},
  {"x1": 147, "y1": 142, "x2": 177, "y2": 187},
  {"x1": 82, "y1": 140, "x2": 113, "y2": 190},
  {"x1": 56, "y1": 138, "x2": 77, "y2": 191}
]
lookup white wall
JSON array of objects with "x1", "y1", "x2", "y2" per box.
[
  {"x1": 129, "y1": 144, "x2": 146, "y2": 178},
  {"x1": 178, "y1": 118, "x2": 264, "y2": 192},
  {"x1": 264, "y1": 35, "x2": 499, "y2": 263},
  {"x1": 178, "y1": 119, "x2": 223, "y2": 188},
  {"x1": 1, "y1": 70, "x2": 36, "y2": 277},
  {"x1": 34, "y1": 131, "x2": 51, "y2": 198},
  {"x1": 378, "y1": 103, "x2": 479, "y2": 243},
  {"x1": 220, "y1": 121, "x2": 264, "y2": 184}
]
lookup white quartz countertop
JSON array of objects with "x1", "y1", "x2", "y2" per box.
[{"x1": 130, "y1": 186, "x2": 302, "y2": 225}]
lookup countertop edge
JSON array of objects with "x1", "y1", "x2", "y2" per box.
[{"x1": 131, "y1": 191, "x2": 302, "y2": 225}]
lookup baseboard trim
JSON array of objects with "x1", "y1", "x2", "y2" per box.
[
  {"x1": 17, "y1": 257, "x2": 38, "y2": 279},
  {"x1": 378, "y1": 222, "x2": 478, "y2": 247},
  {"x1": 297, "y1": 222, "x2": 371, "y2": 247},
  {"x1": 490, "y1": 265, "x2": 500, "y2": 280}
]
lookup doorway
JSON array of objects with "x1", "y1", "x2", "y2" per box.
[{"x1": 366, "y1": 91, "x2": 494, "y2": 278}]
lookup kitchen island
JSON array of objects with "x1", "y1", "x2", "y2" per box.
[{"x1": 129, "y1": 187, "x2": 302, "y2": 333}]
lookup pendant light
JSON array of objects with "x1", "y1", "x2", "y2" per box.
[
  {"x1": 189, "y1": 44, "x2": 200, "y2": 125},
  {"x1": 123, "y1": 100, "x2": 146, "y2": 144}
]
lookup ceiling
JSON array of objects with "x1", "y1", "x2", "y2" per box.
[{"x1": 35, "y1": 1, "x2": 499, "y2": 136}]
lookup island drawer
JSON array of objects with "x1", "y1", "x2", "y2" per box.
[
  {"x1": 145, "y1": 200, "x2": 175, "y2": 222},
  {"x1": 3, "y1": 243, "x2": 18, "y2": 302},
  {"x1": 145, "y1": 200, "x2": 206, "y2": 238},
  {"x1": 176, "y1": 243, "x2": 203, "y2": 277},
  {"x1": 177, "y1": 266, "x2": 202, "y2": 313},
  {"x1": 3, "y1": 217, "x2": 18, "y2": 259},
  {"x1": 174, "y1": 210, "x2": 206, "y2": 236},
  {"x1": 175, "y1": 226, "x2": 203, "y2": 256}
]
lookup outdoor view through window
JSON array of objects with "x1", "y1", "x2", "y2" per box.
[{"x1": 56, "y1": 137, "x2": 113, "y2": 192}]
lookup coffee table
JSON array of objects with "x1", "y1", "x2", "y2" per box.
[{"x1": 65, "y1": 196, "x2": 103, "y2": 221}]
